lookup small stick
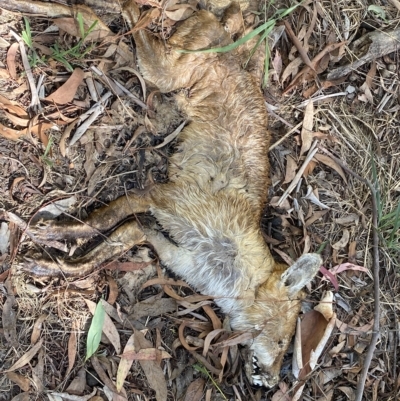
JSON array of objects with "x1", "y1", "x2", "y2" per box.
[
  {"x1": 283, "y1": 20, "x2": 314, "y2": 71},
  {"x1": 269, "y1": 122, "x2": 302, "y2": 151},
  {"x1": 318, "y1": 145, "x2": 380, "y2": 401}
]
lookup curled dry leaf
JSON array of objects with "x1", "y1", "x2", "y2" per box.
[
  {"x1": 332, "y1": 229, "x2": 350, "y2": 249},
  {"x1": 314, "y1": 291, "x2": 334, "y2": 321},
  {"x1": 298, "y1": 310, "x2": 329, "y2": 378},
  {"x1": 45, "y1": 68, "x2": 85, "y2": 104},
  {"x1": 106, "y1": 275, "x2": 119, "y2": 305}
]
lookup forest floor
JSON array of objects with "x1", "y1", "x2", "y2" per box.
[{"x1": 0, "y1": 0, "x2": 399, "y2": 400}]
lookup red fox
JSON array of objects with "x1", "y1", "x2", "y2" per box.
[{"x1": 24, "y1": 1, "x2": 322, "y2": 387}]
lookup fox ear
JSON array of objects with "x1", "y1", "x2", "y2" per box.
[{"x1": 280, "y1": 253, "x2": 322, "y2": 298}]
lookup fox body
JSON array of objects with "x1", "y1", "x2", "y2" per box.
[{"x1": 25, "y1": 2, "x2": 321, "y2": 387}]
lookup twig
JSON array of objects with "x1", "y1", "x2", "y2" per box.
[
  {"x1": 318, "y1": 145, "x2": 380, "y2": 401},
  {"x1": 283, "y1": 20, "x2": 314, "y2": 71},
  {"x1": 269, "y1": 122, "x2": 302, "y2": 151}
]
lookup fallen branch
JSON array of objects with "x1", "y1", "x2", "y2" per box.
[
  {"x1": 327, "y1": 28, "x2": 400, "y2": 80},
  {"x1": 318, "y1": 145, "x2": 380, "y2": 401}
]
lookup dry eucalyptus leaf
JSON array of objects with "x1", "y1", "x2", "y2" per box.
[
  {"x1": 300, "y1": 100, "x2": 314, "y2": 155},
  {"x1": 135, "y1": 330, "x2": 168, "y2": 401},
  {"x1": 283, "y1": 155, "x2": 297, "y2": 184},
  {"x1": 183, "y1": 378, "x2": 205, "y2": 401},
  {"x1": 332, "y1": 229, "x2": 350, "y2": 249},
  {"x1": 45, "y1": 68, "x2": 84, "y2": 104},
  {"x1": 314, "y1": 153, "x2": 347, "y2": 183}
]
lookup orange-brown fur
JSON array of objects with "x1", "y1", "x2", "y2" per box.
[{"x1": 24, "y1": 2, "x2": 321, "y2": 387}]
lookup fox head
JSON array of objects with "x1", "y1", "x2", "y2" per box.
[{"x1": 229, "y1": 253, "x2": 322, "y2": 387}]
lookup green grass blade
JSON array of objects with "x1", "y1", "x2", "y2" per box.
[{"x1": 178, "y1": 18, "x2": 276, "y2": 54}]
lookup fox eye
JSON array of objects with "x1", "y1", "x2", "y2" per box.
[{"x1": 278, "y1": 340, "x2": 284, "y2": 348}]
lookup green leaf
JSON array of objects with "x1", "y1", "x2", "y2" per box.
[
  {"x1": 368, "y1": 5, "x2": 386, "y2": 20},
  {"x1": 86, "y1": 300, "x2": 106, "y2": 360}
]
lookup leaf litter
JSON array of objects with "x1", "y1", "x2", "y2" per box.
[{"x1": 0, "y1": 0, "x2": 399, "y2": 400}]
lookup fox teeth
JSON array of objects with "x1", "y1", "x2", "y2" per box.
[{"x1": 252, "y1": 376, "x2": 263, "y2": 386}]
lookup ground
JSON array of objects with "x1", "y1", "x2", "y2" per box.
[{"x1": 0, "y1": 0, "x2": 399, "y2": 400}]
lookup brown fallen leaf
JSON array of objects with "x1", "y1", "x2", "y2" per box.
[
  {"x1": 2, "y1": 279, "x2": 17, "y2": 346},
  {"x1": 106, "y1": 275, "x2": 119, "y2": 305},
  {"x1": 135, "y1": 330, "x2": 168, "y2": 401},
  {"x1": 106, "y1": 260, "x2": 152, "y2": 272},
  {"x1": 333, "y1": 214, "x2": 359, "y2": 226},
  {"x1": 130, "y1": 297, "x2": 177, "y2": 320},
  {"x1": 332, "y1": 229, "x2": 350, "y2": 250},
  {"x1": 66, "y1": 321, "x2": 78, "y2": 378},
  {"x1": 0, "y1": 122, "x2": 26, "y2": 141},
  {"x1": 271, "y1": 382, "x2": 291, "y2": 401},
  {"x1": 300, "y1": 100, "x2": 314, "y2": 155},
  {"x1": 335, "y1": 318, "x2": 374, "y2": 334},
  {"x1": 119, "y1": 348, "x2": 171, "y2": 361},
  {"x1": 298, "y1": 311, "x2": 326, "y2": 378},
  {"x1": 31, "y1": 314, "x2": 47, "y2": 345},
  {"x1": 202, "y1": 304, "x2": 222, "y2": 330},
  {"x1": 65, "y1": 367, "x2": 86, "y2": 395},
  {"x1": 314, "y1": 153, "x2": 347, "y2": 183},
  {"x1": 116, "y1": 334, "x2": 135, "y2": 392},
  {"x1": 165, "y1": 4, "x2": 195, "y2": 21},
  {"x1": 183, "y1": 378, "x2": 205, "y2": 401},
  {"x1": 6, "y1": 42, "x2": 19, "y2": 80},
  {"x1": 283, "y1": 155, "x2": 297, "y2": 184},
  {"x1": 6, "y1": 372, "x2": 30, "y2": 392},
  {"x1": 45, "y1": 68, "x2": 85, "y2": 104},
  {"x1": 53, "y1": 17, "x2": 111, "y2": 41},
  {"x1": 4, "y1": 339, "x2": 44, "y2": 373}
]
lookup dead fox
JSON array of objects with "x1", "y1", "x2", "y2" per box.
[{"x1": 24, "y1": 1, "x2": 322, "y2": 387}]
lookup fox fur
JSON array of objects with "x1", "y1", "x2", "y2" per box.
[{"x1": 24, "y1": 1, "x2": 322, "y2": 387}]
